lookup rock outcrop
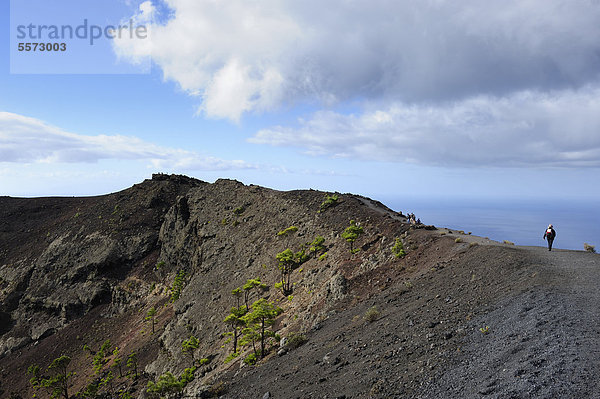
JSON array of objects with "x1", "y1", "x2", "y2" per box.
[{"x1": 0, "y1": 175, "x2": 200, "y2": 359}]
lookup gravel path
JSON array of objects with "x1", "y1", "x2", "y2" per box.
[{"x1": 420, "y1": 246, "x2": 600, "y2": 398}]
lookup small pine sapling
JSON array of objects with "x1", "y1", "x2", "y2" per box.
[
  {"x1": 392, "y1": 238, "x2": 406, "y2": 258},
  {"x1": 243, "y1": 352, "x2": 257, "y2": 366},
  {"x1": 233, "y1": 206, "x2": 245, "y2": 216},
  {"x1": 113, "y1": 347, "x2": 123, "y2": 378},
  {"x1": 145, "y1": 307, "x2": 157, "y2": 334},
  {"x1": 79, "y1": 381, "x2": 99, "y2": 399},
  {"x1": 277, "y1": 225, "x2": 298, "y2": 236},
  {"x1": 342, "y1": 220, "x2": 364, "y2": 254},
  {"x1": 154, "y1": 261, "x2": 166, "y2": 280},
  {"x1": 28, "y1": 364, "x2": 42, "y2": 391},
  {"x1": 170, "y1": 270, "x2": 186, "y2": 302},
  {"x1": 294, "y1": 246, "x2": 310, "y2": 265},
  {"x1": 179, "y1": 367, "x2": 197, "y2": 384},
  {"x1": 319, "y1": 194, "x2": 339, "y2": 212},
  {"x1": 119, "y1": 390, "x2": 133, "y2": 399},
  {"x1": 181, "y1": 335, "x2": 200, "y2": 364},
  {"x1": 309, "y1": 236, "x2": 326, "y2": 258},
  {"x1": 99, "y1": 371, "x2": 115, "y2": 397},
  {"x1": 126, "y1": 352, "x2": 138, "y2": 380},
  {"x1": 146, "y1": 372, "x2": 184, "y2": 398},
  {"x1": 92, "y1": 340, "x2": 112, "y2": 374}
]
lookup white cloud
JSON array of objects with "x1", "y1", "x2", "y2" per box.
[
  {"x1": 113, "y1": 0, "x2": 600, "y2": 120},
  {"x1": 0, "y1": 112, "x2": 256, "y2": 171},
  {"x1": 250, "y1": 87, "x2": 600, "y2": 168},
  {"x1": 109, "y1": 1, "x2": 600, "y2": 170},
  {"x1": 138, "y1": 1, "x2": 156, "y2": 19},
  {"x1": 201, "y1": 58, "x2": 285, "y2": 121}
]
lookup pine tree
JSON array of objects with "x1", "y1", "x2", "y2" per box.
[
  {"x1": 28, "y1": 355, "x2": 73, "y2": 399},
  {"x1": 232, "y1": 287, "x2": 243, "y2": 308},
  {"x1": 342, "y1": 220, "x2": 364, "y2": 253},
  {"x1": 170, "y1": 270, "x2": 186, "y2": 302},
  {"x1": 112, "y1": 347, "x2": 123, "y2": 378},
  {"x1": 224, "y1": 305, "x2": 247, "y2": 355},
  {"x1": 276, "y1": 249, "x2": 297, "y2": 295},
  {"x1": 145, "y1": 307, "x2": 157, "y2": 334},
  {"x1": 243, "y1": 299, "x2": 283, "y2": 358},
  {"x1": 309, "y1": 236, "x2": 326, "y2": 258},
  {"x1": 146, "y1": 372, "x2": 184, "y2": 398},
  {"x1": 126, "y1": 352, "x2": 138, "y2": 380},
  {"x1": 181, "y1": 335, "x2": 200, "y2": 364},
  {"x1": 242, "y1": 278, "x2": 267, "y2": 311},
  {"x1": 92, "y1": 340, "x2": 111, "y2": 374}
]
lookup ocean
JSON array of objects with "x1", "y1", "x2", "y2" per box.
[{"x1": 380, "y1": 197, "x2": 599, "y2": 251}]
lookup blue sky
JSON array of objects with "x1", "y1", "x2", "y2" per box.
[{"x1": 1, "y1": 0, "x2": 599, "y2": 204}]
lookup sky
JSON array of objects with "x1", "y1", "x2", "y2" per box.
[{"x1": 1, "y1": 0, "x2": 599, "y2": 205}]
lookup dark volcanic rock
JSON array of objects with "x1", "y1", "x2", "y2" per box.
[{"x1": 0, "y1": 175, "x2": 199, "y2": 358}]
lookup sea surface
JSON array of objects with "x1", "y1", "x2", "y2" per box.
[{"x1": 381, "y1": 197, "x2": 598, "y2": 251}]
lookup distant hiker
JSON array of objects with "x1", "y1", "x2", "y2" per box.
[
  {"x1": 543, "y1": 224, "x2": 556, "y2": 251},
  {"x1": 409, "y1": 213, "x2": 417, "y2": 225}
]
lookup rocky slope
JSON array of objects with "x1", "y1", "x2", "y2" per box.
[{"x1": 1, "y1": 174, "x2": 598, "y2": 399}]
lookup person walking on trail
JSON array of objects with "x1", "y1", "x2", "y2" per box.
[{"x1": 544, "y1": 224, "x2": 556, "y2": 251}]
